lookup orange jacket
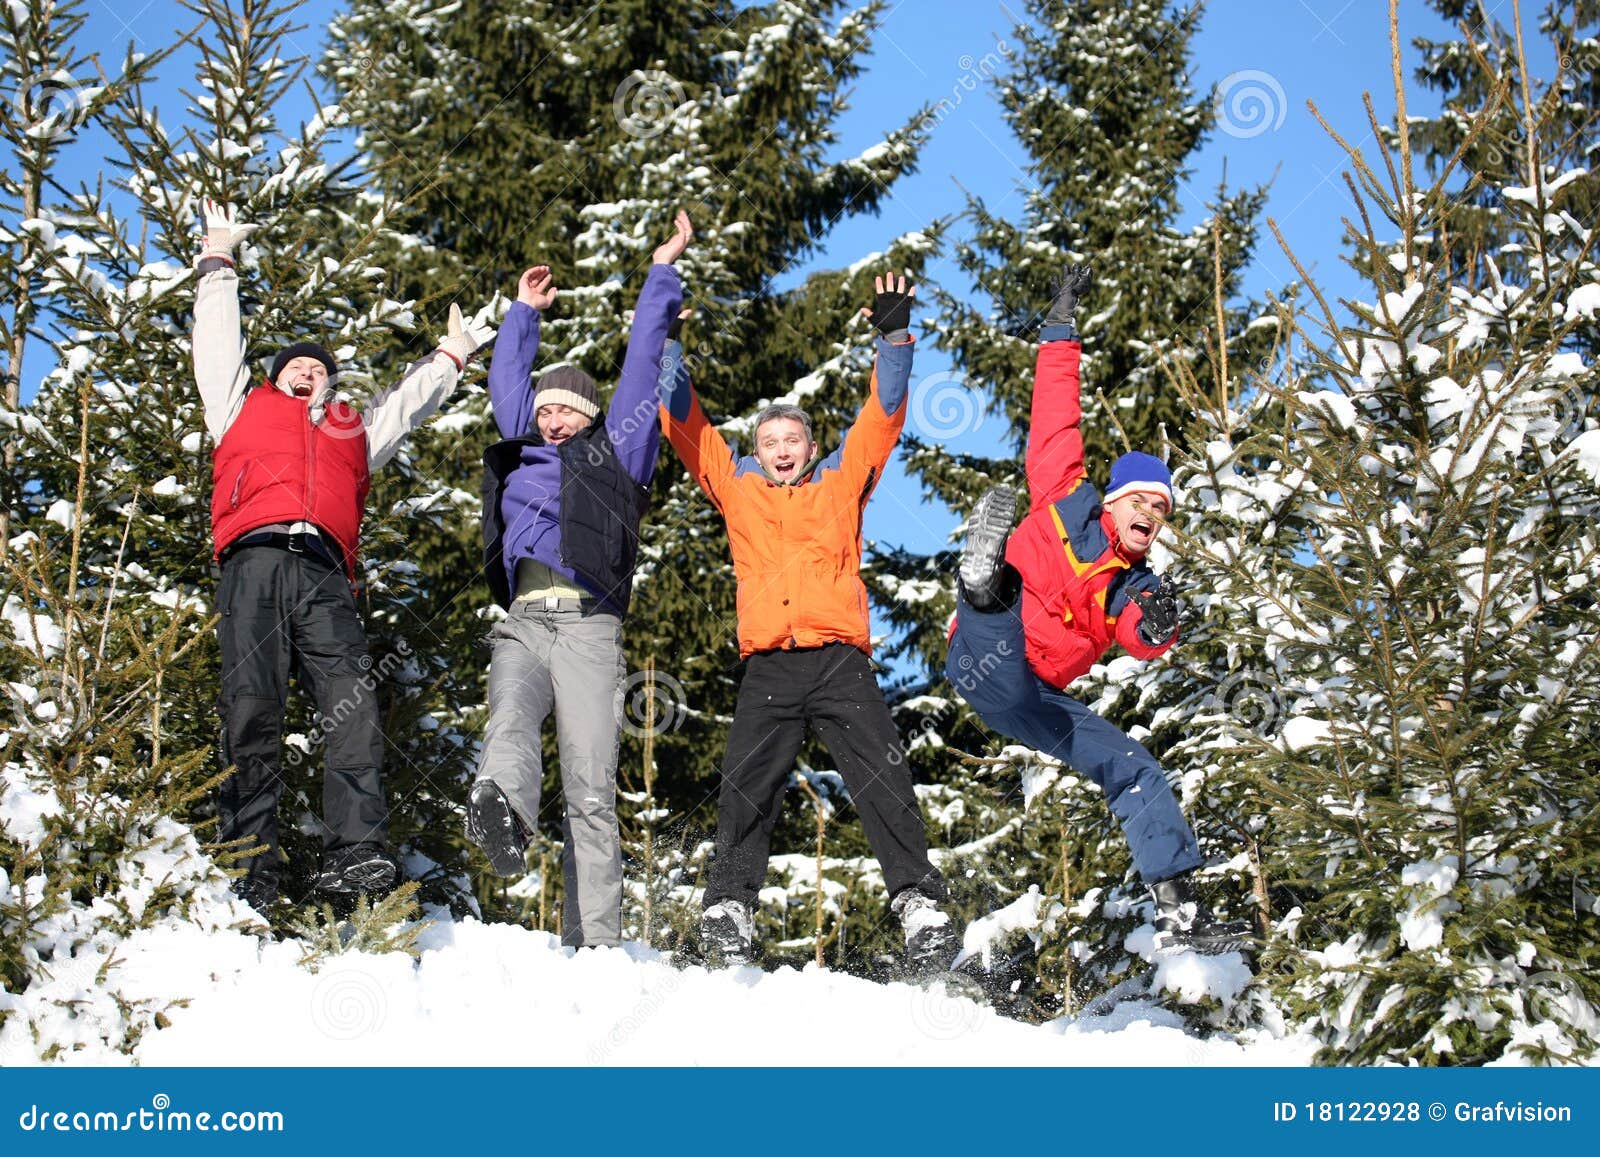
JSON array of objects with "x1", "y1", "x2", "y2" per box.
[{"x1": 658, "y1": 337, "x2": 914, "y2": 658}]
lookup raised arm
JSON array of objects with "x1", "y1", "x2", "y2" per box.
[
  {"x1": 658, "y1": 334, "x2": 736, "y2": 509},
  {"x1": 608, "y1": 212, "x2": 690, "y2": 483},
  {"x1": 486, "y1": 266, "x2": 556, "y2": 439},
  {"x1": 835, "y1": 269, "x2": 915, "y2": 493},
  {"x1": 364, "y1": 304, "x2": 492, "y2": 470},
  {"x1": 192, "y1": 199, "x2": 258, "y2": 442},
  {"x1": 1026, "y1": 265, "x2": 1092, "y2": 511}
]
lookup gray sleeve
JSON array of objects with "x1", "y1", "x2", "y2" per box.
[
  {"x1": 193, "y1": 263, "x2": 250, "y2": 443},
  {"x1": 362, "y1": 350, "x2": 462, "y2": 470}
]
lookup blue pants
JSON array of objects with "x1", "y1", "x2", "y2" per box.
[{"x1": 945, "y1": 592, "x2": 1202, "y2": 883}]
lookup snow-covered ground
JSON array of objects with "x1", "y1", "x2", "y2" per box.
[{"x1": 20, "y1": 909, "x2": 1315, "y2": 1066}]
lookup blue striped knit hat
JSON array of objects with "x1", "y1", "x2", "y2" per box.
[{"x1": 1104, "y1": 451, "x2": 1172, "y2": 505}]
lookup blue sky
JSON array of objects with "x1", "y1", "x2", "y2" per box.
[{"x1": 57, "y1": 0, "x2": 1544, "y2": 657}]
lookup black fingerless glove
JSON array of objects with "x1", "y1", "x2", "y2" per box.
[
  {"x1": 1131, "y1": 574, "x2": 1180, "y2": 645},
  {"x1": 667, "y1": 311, "x2": 686, "y2": 342},
  {"x1": 868, "y1": 283, "x2": 916, "y2": 337}
]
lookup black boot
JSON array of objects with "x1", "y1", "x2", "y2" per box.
[
  {"x1": 466, "y1": 778, "x2": 530, "y2": 877},
  {"x1": 891, "y1": 888, "x2": 958, "y2": 975},
  {"x1": 1150, "y1": 875, "x2": 1252, "y2": 954},
  {"x1": 233, "y1": 871, "x2": 278, "y2": 914},
  {"x1": 958, "y1": 486, "x2": 1018, "y2": 611},
  {"x1": 318, "y1": 843, "x2": 400, "y2": 895},
  {"x1": 700, "y1": 899, "x2": 754, "y2": 967}
]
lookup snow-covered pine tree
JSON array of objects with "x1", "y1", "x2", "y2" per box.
[
  {"x1": 328, "y1": 0, "x2": 942, "y2": 958},
  {"x1": 1193, "y1": 2, "x2": 1600, "y2": 1063},
  {"x1": 871, "y1": 0, "x2": 1279, "y2": 1016},
  {"x1": 4, "y1": 0, "x2": 483, "y2": 1004},
  {"x1": 1, "y1": 0, "x2": 259, "y2": 1060},
  {"x1": 1410, "y1": 0, "x2": 1598, "y2": 324}
]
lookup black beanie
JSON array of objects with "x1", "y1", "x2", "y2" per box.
[
  {"x1": 269, "y1": 341, "x2": 338, "y2": 384},
  {"x1": 532, "y1": 364, "x2": 600, "y2": 419}
]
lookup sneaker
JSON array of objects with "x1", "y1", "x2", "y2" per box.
[
  {"x1": 1150, "y1": 875, "x2": 1253, "y2": 954},
  {"x1": 318, "y1": 842, "x2": 400, "y2": 895},
  {"x1": 958, "y1": 486, "x2": 1017, "y2": 611},
  {"x1": 466, "y1": 779, "x2": 530, "y2": 877},
  {"x1": 700, "y1": 899, "x2": 753, "y2": 967},
  {"x1": 891, "y1": 888, "x2": 958, "y2": 974}
]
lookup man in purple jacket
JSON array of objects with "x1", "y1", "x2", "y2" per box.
[{"x1": 467, "y1": 212, "x2": 690, "y2": 947}]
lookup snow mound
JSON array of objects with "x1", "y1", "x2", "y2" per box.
[{"x1": 113, "y1": 916, "x2": 1316, "y2": 1066}]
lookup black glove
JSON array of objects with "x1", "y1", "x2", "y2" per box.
[
  {"x1": 667, "y1": 308, "x2": 688, "y2": 343},
  {"x1": 1044, "y1": 264, "x2": 1093, "y2": 328},
  {"x1": 868, "y1": 277, "x2": 916, "y2": 337},
  {"x1": 1130, "y1": 574, "x2": 1180, "y2": 645}
]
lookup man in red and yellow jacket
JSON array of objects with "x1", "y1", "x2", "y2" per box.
[
  {"x1": 947, "y1": 266, "x2": 1249, "y2": 954},
  {"x1": 194, "y1": 199, "x2": 488, "y2": 911},
  {"x1": 658, "y1": 272, "x2": 952, "y2": 971}
]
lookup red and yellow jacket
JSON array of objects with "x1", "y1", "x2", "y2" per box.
[
  {"x1": 658, "y1": 337, "x2": 914, "y2": 658},
  {"x1": 1003, "y1": 333, "x2": 1174, "y2": 689}
]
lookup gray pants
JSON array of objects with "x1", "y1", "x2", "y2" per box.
[{"x1": 477, "y1": 600, "x2": 625, "y2": 946}]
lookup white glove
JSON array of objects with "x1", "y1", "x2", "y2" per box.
[
  {"x1": 199, "y1": 197, "x2": 258, "y2": 262},
  {"x1": 436, "y1": 303, "x2": 496, "y2": 367}
]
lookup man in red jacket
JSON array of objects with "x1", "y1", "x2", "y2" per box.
[
  {"x1": 194, "y1": 199, "x2": 488, "y2": 911},
  {"x1": 946, "y1": 265, "x2": 1248, "y2": 954}
]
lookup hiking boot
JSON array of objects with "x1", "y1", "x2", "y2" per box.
[
  {"x1": 700, "y1": 899, "x2": 754, "y2": 968},
  {"x1": 958, "y1": 486, "x2": 1018, "y2": 611},
  {"x1": 1150, "y1": 875, "x2": 1253, "y2": 954},
  {"x1": 318, "y1": 842, "x2": 400, "y2": 895},
  {"x1": 466, "y1": 778, "x2": 530, "y2": 877},
  {"x1": 891, "y1": 888, "x2": 958, "y2": 975}
]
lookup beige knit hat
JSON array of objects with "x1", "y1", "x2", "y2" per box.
[{"x1": 532, "y1": 365, "x2": 599, "y2": 419}]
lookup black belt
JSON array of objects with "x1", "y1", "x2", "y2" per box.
[
  {"x1": 222, "y1": 531, "x2": 339, "y2": 567},
  {"x1": 515, "y1": 594, "x2": 599, "y2": 613}
]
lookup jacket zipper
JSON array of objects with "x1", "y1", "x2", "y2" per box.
[{"x1": 304, "y1": 397, "x2": 316, "y2": 524}]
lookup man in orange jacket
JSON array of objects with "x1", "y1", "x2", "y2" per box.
[
  {"x1": 657, "y1": 272, "x2": 952, "y2": 971},
  {"x1": 946, "y1": 265, "x2": 1249, "y2": 954}
]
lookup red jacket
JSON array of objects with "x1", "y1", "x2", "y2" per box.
[
  {"x1": 1002, "y1": 338, "x2": 1174, "y2": 689},
  {"x1": 211, "y1": 384, "x2": 370, "y2": 577}
]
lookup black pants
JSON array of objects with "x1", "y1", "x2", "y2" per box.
[
  {"x1": 702, "y1": 643, "x2": 944, "y2": 909},
  {"x1": 216, "y1": 543, "x2": 387, "y2": 888}
]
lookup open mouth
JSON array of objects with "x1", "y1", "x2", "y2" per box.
[
  {"x1": 1130, "y1": 518, "x2": 1155, "y2": 537},
  {"x1": 292, "y1": 384, "x2": 313, "y2": 398}
]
